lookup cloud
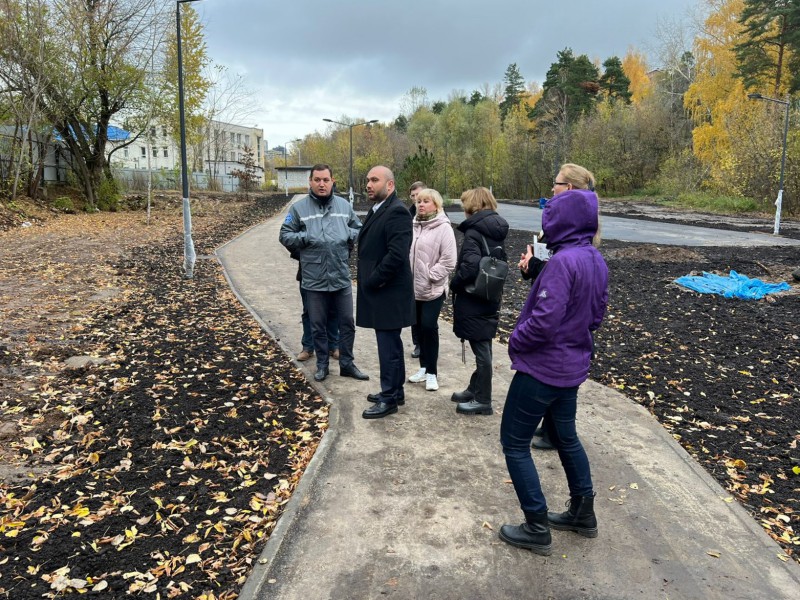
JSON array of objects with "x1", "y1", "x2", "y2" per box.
[{"x1": 193, "y1": 0, "x2": 698, "y2": 145}]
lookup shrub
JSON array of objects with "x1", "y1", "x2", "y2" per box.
[
  {"x1": 53, "y1": 196, "x2": 76, "y2": 213},
  {"x1": 655, "y1": 150, "x2": 706, "y2": 200},
  {"x1": 96, "y1": 177, "x2": 120, "y2": 212}
]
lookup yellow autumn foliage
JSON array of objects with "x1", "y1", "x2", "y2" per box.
[{"x1": 622, "y1": 46, "x2": 652, "y2": 104}]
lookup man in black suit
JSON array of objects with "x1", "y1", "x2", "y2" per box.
[{"x1": 356, "y1": 166, "x2": 415, "y2": 419}]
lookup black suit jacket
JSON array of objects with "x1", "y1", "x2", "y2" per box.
[{"x1": 356, "y1": 192, "x2": 415, "y2": 330}]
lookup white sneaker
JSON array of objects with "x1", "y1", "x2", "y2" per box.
[
  {"x1": 425, "y1": 373, "x2": 439, "y2": 391},
  {"x1": 408, "y1": 368, "x2": 427, "y2": 383}
]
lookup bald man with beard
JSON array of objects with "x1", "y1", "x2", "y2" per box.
[{"x1": 357, "y1": 166, "x2": 416, "y2": 419}]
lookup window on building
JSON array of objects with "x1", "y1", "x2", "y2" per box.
[
  {"x1": 141, "y1": 146, "x2": 146, "y2": 157},
  {"x1": 162, "y1": 126, "x2": 167, "y2": 137},
  {"x1": 123, "y1": 148, "x2": 129, "y2": 157},
  {"x1": 230, "y1": 151, "x2": 235, "y2": 161},
  {"x1": 163, "y1": 147, "x2": 168, "y2": 158},
  {"x1": 152, "y1": 147, "x2": 158, "y2": 158},
  {"x1": 150, "y1": 126, "x2": 156, "y2": 138},
  {"x1": 236, "y1": 133, "x2": 241, "y2": 145},
  {"x1": 230, "y1": 132, "x2": 235, "y2": 145},
  {"x1": 245, "y1": 134, "x2": 250, "y2": 146}
]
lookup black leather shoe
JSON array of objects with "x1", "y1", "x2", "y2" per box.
[
  {"x1": 362, "y1": 401, "x2": 398, "y2": 419},
  {"x1": 313, "y1": 367, "x2": 329, "y2": 382},
  {"x1": 367, "y1": 392, "x2": 405, "y2": 406},
  {"x1": 451, "y1": 389, "x2": 475, "y2": 403},
  {"x1": 411, "y1": 345, "x2": 421, "y2": 358},
  {"x1": 340, "y1": 365, "x2": 369, "y2": 381},
  {"x1": 456, "y1": 399, "x2": 493, "y2": 415}
]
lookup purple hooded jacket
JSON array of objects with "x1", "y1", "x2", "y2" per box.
[{"x1": 508, "y1": 189, "x2": 608, "y2": 387}]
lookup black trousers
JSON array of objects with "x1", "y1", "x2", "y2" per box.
[
  {"x1": 414, "y1": 293, "x2": 445, "y2": 375},
  {"x1": 467, "y1": 339, "x2": 493, "y2": 404},
  {"x1": 375, "y1": 328, "x2": 405, "y2": 401}
]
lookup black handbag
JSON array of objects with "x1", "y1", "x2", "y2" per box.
[{"x1": 464, "y1": 234, "x2": 508, "y2": 303}]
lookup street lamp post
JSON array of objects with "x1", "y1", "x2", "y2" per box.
[
  {"x1": 444, "y1": 137, "x2": 448, "y2": 199},
  {"x1": 322, "y1": 118, "x2": 378, "y2": 206},
  {"x1": 283, "y1": 138, "x2": 300, "y2": 197},
  {"x1": 177, "y1": 0, "x2": 202, "y2": 278},
  {"x1": 747, "y1": 92, "x2": 790, "y2": 235}
]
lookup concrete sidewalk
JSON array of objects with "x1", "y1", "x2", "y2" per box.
[{"x1": 217, "y1": 201, "x2": 800, "y2": 600}]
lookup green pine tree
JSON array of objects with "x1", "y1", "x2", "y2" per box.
[
  {"x1": 532, "y1": 48, "x2": 600, "y2": 125},
  {"x1": 734, "y1": 0, "x2": 800, "y2": 94},
  {"x1": 468, "y1": 90, "x2": 484, "y2": 106},
  {"x1": 499, "y1": 63, "x2": 526, "y2": 121},
  {"x1": 599, "y1": 56, "x2": 632, "y2": 103}
]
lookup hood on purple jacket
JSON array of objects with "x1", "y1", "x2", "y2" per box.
[
  {"x1": 508, "y1": 188, "x2": 608, "y2": 387},
  {"x1": 543, "y1": 188, "x2": 598, "y2": 251}
]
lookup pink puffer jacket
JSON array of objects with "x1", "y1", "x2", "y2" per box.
[{"x1": 409, "y1": 211, "x2": 458, "y2": 301}]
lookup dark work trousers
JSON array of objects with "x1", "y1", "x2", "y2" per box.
[
  {"x1": 467, "y1": 339, "x2": 493, "y2": 404},
  {"x1": 415, "y1": 293, "x2": 445, "y2": 375},
  {"x1": 300, "y1": 285, "x2": 339, "y2": 352},
  {"x1": 305, "y1": 287, "x2": 355, "y2": 372},
  {"x1": 375, "y1": 328, "x2": 405, "y2": 401},
  {"x1": 500, "y1": 371, "x2": 592, "y2": 513}
]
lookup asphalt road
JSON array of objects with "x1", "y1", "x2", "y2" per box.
[{"x1": 446, "y1": 203, "x2": 800, "y2": 247}]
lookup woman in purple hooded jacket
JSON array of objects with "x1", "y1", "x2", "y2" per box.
[{"x1": 499, "y1": 164, "x2": 609, "y2": 556}]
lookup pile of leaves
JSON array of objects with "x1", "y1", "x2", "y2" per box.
[
  {"x1": 482, "y1": 231, "x2": 800, "y2": 562},
  {"x1": 0, "y1": 196, "x2": 327, "y2": 599}
]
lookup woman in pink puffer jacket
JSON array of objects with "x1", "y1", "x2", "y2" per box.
[{"x1": 407, "y1": 188, "x2": 458, "y2": 392}]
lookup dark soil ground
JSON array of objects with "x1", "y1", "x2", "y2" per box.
[
  {"x1": 530, "y1": 235, "x2": 797, "y2": 557},
  {"x1": 440, "y1": 214, "x2": 800, "y2": 564},
  {"x1": 0, "y1": 193, "x2": 798, "y2": 600},
  {"x1": 0, "y1": 194, "x2": 326, "y2": 599}
]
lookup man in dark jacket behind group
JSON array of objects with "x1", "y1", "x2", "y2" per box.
[
  {"x1": 279, "y1": 164, "x2": 369, "y2": 383},
  {"x1": 357, "y1": 166, "x2": 415, "y2": 419}
]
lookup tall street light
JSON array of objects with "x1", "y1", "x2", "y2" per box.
[
  {"x1": 322, "y1": 118, "x2": 378, "y2": 205},
  {"x1": 748, "y1": 92, "x2": 791, "y2": 235},
  {"x1": 177, "y1": 0, "x2": 202, "y2": 278},
  {"x1": 283, "y1": 138, "x2": 300, "y2": 197},
  {"x1": 443, "y1": 137, "x2": 448, "y2": 199}
]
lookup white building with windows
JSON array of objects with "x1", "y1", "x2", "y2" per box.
[
  {"x1": 107, "y1": 124, "x2": 177, "y2": 171},
  {"x1": 107, "y1": 119, "x2": 265, "y2": 177}
]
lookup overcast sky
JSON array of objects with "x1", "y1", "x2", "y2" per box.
[{"x1": 194, "y1": 0, "x2": 700, "y2": 148}]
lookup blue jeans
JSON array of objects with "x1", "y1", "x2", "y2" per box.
[
  {"x1": 300, "y1": 286, "x2": 339, "y2": 351},
  {"x1": 500, "y1": 372, "x2": 593, "y2": 513}
]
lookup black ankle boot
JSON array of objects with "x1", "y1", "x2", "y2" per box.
[
  {"x1": 547, "y1": 494, "x2": 597, "y2": 538},
  {"x1": 531, "y1": 426, "x2": 555, "y2": 450},
  {"x1": 499, "y1": 511, "x2": 552, "y2": 555},
  {"x1": 450, "y1": 389, "x2": 474, "y2": 403}
]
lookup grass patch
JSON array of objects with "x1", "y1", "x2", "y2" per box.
[
  {"x1": 664, "y1": 192, "x2": 760, "y2": 214},
  {"x1": 604, "y1": 191, "x2": 763, "y2": 215}
]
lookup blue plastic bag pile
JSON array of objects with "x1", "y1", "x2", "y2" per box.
[{"x1": 674, "y1": 270, "x2": 791, "y2": 300}]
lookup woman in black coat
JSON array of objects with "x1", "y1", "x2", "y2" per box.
[{"x1": 449, "y1": 187, "x2": 509, "y2": 415}]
